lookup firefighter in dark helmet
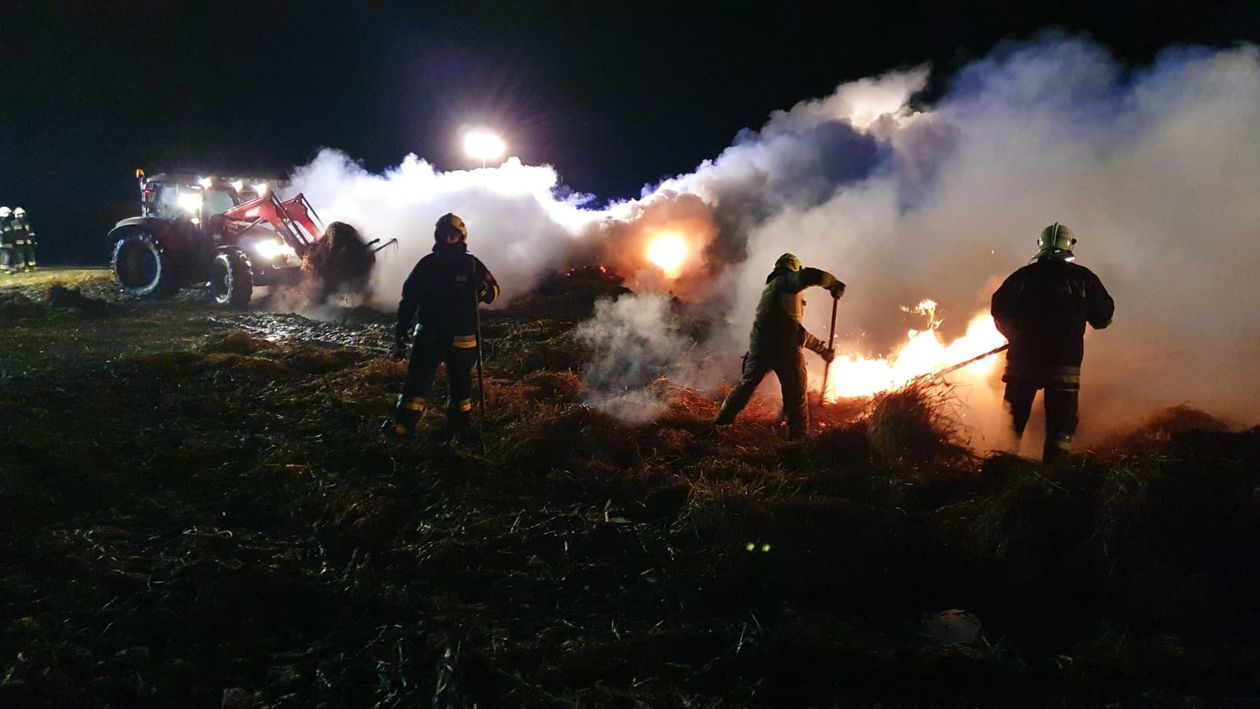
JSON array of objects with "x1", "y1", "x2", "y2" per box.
[
  {"x1": 991, "y1": 223, "x2": 1114, "y2": 463},
  {"x1": 389, "y1": 213, "x2": 500, "y2": 436},
  {"x1": 715, "y1": 253, "x2": 845, "y2": 439}
]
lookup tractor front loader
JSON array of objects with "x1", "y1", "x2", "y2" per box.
[{"x1": 108, "y1": 170, "x2": 380, "y2": 307}]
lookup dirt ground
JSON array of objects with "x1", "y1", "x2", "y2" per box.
[{"x1": 1, "y1": 269, "x2": 1258, "y2": 707}]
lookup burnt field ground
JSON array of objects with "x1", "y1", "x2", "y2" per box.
[{"x1": 2, "y1": 269, "x2": 1259, "y2": 707}]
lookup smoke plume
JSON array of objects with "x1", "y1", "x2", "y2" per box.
[
  {"x1": 284, "y1": 35, "x2": 1260, "y2": 444},
  {"x1": 286, "y1": 151, "x2": 598, "y2": 306},
  {"x1": 575, "y1": 294, "x2": 701, "y2": 423}
]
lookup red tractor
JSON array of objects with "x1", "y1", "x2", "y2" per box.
[{"x1": 108, "y1": 170, "x2": 377, "y2": 307}]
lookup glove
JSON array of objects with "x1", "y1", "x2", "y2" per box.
[
  {"x1": 821, "y1": 347, "x2": 836, "y2": 363},
  {"x1": 390, "y1": 340, "x2": 408, "y2": 361},
  {"x1": 828, "y1": 281, "x2": 847, "y2": 298}
]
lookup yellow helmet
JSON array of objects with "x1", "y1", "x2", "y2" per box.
[
  {"x1": 434, "y1": 213, "x2": 468, "y2": 242},
  {"x1": 774, "y1": 253, "x2": 802, "y2": 272}
]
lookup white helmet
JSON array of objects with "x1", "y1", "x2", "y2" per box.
[
  {"x1": 13, "y1": 207, "x2": 24, "y2": 218},
  {"x1": 0, "y1": 207, "x2": 11, "y2": 218},
  {"x1": 1037, "y1": 222, "x2": 1076, "y2": 260}
]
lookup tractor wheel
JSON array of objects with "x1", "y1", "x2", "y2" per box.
[
  {"x1": 209, "y1": 249, "x2": 253, "y2": 308},
  {"x1": 111, "y1": 231, "x2": 179, "y2": 299}
]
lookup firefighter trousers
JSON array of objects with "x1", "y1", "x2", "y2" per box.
[
  {"x1": 393, "y1": 332, "x2": 479, "y2": 431},
  {"x1": 17, "y1": 242, "x2": 35, "y2": 269},
  {"x1": 1003, "y1": 382, "x2": 1079, "y2": 463},
  {"x1": 716, "y1": 347, "x2": 809, "y2": 438}
]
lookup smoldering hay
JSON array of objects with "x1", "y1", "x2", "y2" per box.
[{"x1": 286, "y1": 35, "x2": 1260, "y2": 447}]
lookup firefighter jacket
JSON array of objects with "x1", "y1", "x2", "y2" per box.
[
  {"x1": 748, "y1": 266, "x2": 841, "y2": 358},
  {"x1": 991, "y1": 256, "x2": 1114, "y2": 388},
  {"x1": 0, "y1": 217, "x2": 12, "y2": 247},
  {"x1": 10, "y1": 217, "x2": 32, "y2": 245},
  {"x1": 395, "y1": 242, "x2": 499, "y2": 346}
]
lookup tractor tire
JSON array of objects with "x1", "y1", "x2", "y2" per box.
[
  {"x1": 209, "y1": 249, "x2": 253, "y2": 308},
  {"x1": 111, "y1": 231, "x2": 179, "y2": 299}
]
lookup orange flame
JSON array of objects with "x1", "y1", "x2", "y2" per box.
[
  {"x1": 821, "y1": 301, "x2": 1006, "y2": 401},
  {"x1": 645, "y1": 231, "x2": 689, "y2": 278}
]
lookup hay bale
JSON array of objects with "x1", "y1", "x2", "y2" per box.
[
  {"x1": 865, "y1": 380, "x2": 969, "y2": 471},
  {"x1": 302, "y1": 221, "x2": 375, "y2": 298}
]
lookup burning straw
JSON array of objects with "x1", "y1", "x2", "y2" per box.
[{"x1": 864, "y1": 378, "x2": 972, "y2": 472}]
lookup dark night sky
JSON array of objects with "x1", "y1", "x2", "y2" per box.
[{"x1": 1, "y1": 1, "x2": 1257, "y2": 264}]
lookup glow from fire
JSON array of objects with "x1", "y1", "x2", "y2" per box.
[
  {"x1": 822, "y1": 299, "x2": 1007, "y2": 401},
  {"x1": 645, "y1": 232, "x2": 689, "y2": 278}
]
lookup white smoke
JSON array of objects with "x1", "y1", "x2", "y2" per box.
[
  {"x1": 285, "y1": 150, "x2": 598, "y2": 308},
  {"x1": 279, "y1": 35, "x2": 1260, "y2": 442},
  {"x1": 575, "y1": 294, "x2": 709, "y2": 423},
  {"x1": 663, "y1": 37, "x2": 1260, "y2": 443}
]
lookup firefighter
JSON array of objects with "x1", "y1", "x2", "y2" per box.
[
  {"x1": 714, "y1": 253, "x2": 845, "y2": 439},
  {"x1": 991, "y1": 223, "x2": 1114, "y2": 463},
  {"x1": 11, "y1": 207, "x2": 35, "y2": 271},
  {"x1": 0, "y1": 207, "x2": 14, "y2": 275},
  {"x1": 389, "y1": 213, "x2": 500, "y2": 437}
]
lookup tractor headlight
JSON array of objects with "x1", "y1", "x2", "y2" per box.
[
  {"x1": 254, "y1": 238, "x2": 297, "y2": 262},
  {"x1": 177, "y1": 193, "x2": 203, "y2": 213}
]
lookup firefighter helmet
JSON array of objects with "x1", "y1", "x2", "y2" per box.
[
  {"x1": 13, "y1": 207, "x2": 24, "y2": 218},
  {"x1": 775, "y1": 253, "x2": 802, "y2": 272},
  {"x1": 434, "y1": 213, "x2": 468, "y2": 242},
  {"x1": 0, "y1": 207, "x2": 10, "y2": 218},
  {"x1": 1037, "y1": 223, "x2": 1076, "y2": 254}
]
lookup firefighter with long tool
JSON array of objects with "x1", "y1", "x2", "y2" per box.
[
  {"x1": 388, "y1": 213, "x2": 500, "y2": 439},
  {"x1": 714, "y1": 253, "x2": 845, "y2": 439},
  {"x1": 991, "y1": 223, "x2": 1114, "y2": 463}
]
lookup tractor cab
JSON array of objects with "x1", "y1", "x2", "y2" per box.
[{"x1": 138, "y1": 172, "x2": 250, "y2": 228}]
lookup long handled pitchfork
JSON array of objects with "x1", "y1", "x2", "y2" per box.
[
  {"x1": 470, "y1": 254, "x2": 487, "y2": 446},
  {"x1": 821, "y1": 294, "x2": 839, "y2": 400},
  {"x1": 813, "y1": 293, "x2": 839, "y2": 431}
]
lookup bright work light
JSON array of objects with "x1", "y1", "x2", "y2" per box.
[{"x1": 462, "y1": 129, "x2": 507, "y2": 167}]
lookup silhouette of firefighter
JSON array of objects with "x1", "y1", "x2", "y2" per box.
[
  {"x1": 991, "y1": 223, "x2": 1114, "y2": 463},
  {"x1": 389, "y1": 213, "x2": 499, "y2": 436},
  {"x1": 0, "y1": 207, "x2": 14, "y2": 275},
  {"x1": 715, "y1": 252, "x2": 845, "y2": 439},
  {"x1": 10, "y1": 208, "x2": 36, "y2": 271}
]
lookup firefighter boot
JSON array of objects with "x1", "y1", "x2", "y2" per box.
[
  {"x1": 1042, "y1": 432, "x2": 1073, "y2": 466},
  {"x1": 446, "y1": 399, "x2": 478, "y2": 445},
  {"x1": 385, "y1": 395, "x2": 427, "y2": 437}
]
